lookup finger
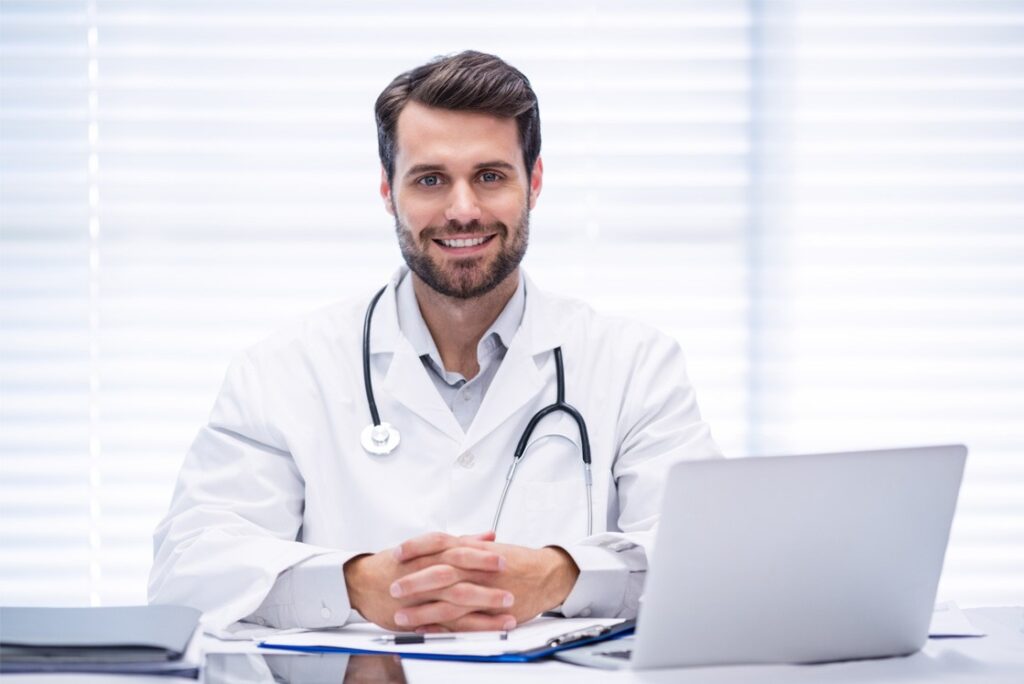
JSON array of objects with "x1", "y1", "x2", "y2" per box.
[
  {"x1": 444, "y1": 612, "x2": 518, "y2": 633},
  {"x1": 435, "y1": 582, "x2": 514, "y2": 611},
  {"x1": 394, "y1": 601, "x2": 474, "y2": 629},
  {"x1": 414, "y1": 625, "x2": 451, "y2": 635},
  {"x1": 393, "y1": 532, "x2": 459, "y2": 562},
  {"x1": 390, "y1": 564, "x2": 462, "y2": 598},
  {"x1": 439, "y1": 546, "x2": 506, "y2": 572},
  {"x1": 394, "y1": 533, "x2": 495, "y2": 568},
  {"x1": 452, "y1": 535, "x2": 494, "y2": 550}
]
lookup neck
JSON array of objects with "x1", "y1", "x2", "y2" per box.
[{"x1": 412, "y1": 270, "x2": 520, "y2": 380}]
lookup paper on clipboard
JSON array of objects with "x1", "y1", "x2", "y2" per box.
[{"x1": 259, "y1": 616, "x2": 625, "y2": 657}]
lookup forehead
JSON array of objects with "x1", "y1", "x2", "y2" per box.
[{"x1": 393, "y1": 100, "x2": 522, "y2": 171}]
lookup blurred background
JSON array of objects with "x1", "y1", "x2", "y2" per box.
[{"x1": 1, "y1": 1, "x2": 1021, "y2": 609}]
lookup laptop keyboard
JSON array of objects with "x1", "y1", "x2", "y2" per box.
[{"x1": 595, "y1": 649, "x2": 633, "y2": 660}]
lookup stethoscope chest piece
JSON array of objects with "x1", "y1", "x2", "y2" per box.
[{"x1": 361, "y1": 422, "x2": 401, "y2": 455}]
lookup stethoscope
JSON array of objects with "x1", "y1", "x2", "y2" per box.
[{"x1": 360, "y1": 285, "x2": 594, "y2": 536}]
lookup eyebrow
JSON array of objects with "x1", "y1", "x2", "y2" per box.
[{"x1": 403, "y1": 160, "x2": 518, "y2": 179}]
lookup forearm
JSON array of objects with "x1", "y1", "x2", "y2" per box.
[
  {"x1": 149, "y1": 523, "x2": 354, "y2": 631},
  {"x1": 245, "y1": 551, "x2": 359, "y2": 629},
  {"x1": 555, "y1": 532, "x2": 652, "y2": 619}
]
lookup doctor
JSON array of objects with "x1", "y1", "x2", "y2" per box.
[{"x1": 149, "y1": 51, "x2": 720, "y2": 634}]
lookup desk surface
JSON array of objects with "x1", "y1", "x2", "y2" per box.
[
  {"x1": 5, "y1": 607, "x2": 1022, "y2": 683},
  {"x1": 398, "y1": 607, "x2": 1024, "y2": 683}
]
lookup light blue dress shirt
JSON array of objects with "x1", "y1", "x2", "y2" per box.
[{"x1": 395, "y1": 269, "x2": 525, "y2": 432}]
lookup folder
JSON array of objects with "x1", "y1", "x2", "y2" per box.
[
  {"x1": 259, "y1": 616, "x2": 635, "y2": 663},
  {"x1": 0, "y1": 604, "x2": 201, "y2": 676}
]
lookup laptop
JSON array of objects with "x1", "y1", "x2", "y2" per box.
[{"x1": 556, "y1": 444, "x2": 967, "y2": 670}]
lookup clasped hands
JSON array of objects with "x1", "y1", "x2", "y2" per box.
[{"x1": 344, "y1": 531, "x2": 579, "y2": 633}]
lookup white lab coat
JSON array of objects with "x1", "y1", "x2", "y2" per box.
[{"x1": 149, "y1": 266, "x2": 720, "y2": 630}]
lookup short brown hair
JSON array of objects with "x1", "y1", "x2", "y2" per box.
[{"x1": 374, "y1": 50, "x2": 541, "y2": 183}]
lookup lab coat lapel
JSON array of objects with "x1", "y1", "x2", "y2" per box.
[
  {"x1": 371, "y1": 269, "x2": 464, "y2": 443},
  {"x1": 461, "y1": 275, "x2": 562, "y2": 453},
  {"x1": 381, "y1": 342, "x2": 464, "y2": 442}
]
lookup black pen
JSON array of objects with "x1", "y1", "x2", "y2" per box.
[{"x1": 374, "y1": 630, "x2": 509, "y2": 645}]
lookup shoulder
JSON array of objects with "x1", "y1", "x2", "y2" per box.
[
  {"x1": 238, "y1": 293, "x2": 370, "y2": 368},
  {"x1": 538, "y1": 287, "x2": 681, "y2": 359}
]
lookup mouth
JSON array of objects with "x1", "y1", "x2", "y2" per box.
[{"x1": 432, "y1": 234, "x2": 497, "y2": 254}]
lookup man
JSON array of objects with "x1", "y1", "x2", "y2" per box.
[{"x1": 149, "y1": 51, "x2": 720, "y2": 634}]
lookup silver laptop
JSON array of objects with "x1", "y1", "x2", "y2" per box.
[{"x1": 557, "y1": 445, "x2": 966, "y2": 670}]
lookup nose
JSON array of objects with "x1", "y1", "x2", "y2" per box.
[{"x1": 444, "y1": 180, "x2": 482, "y2": 225}]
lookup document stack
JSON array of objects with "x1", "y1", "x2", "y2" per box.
[{"x1": 0, "y1": 604, "x2": 201, "y2": 677}]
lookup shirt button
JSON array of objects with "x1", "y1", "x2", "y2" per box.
[
  {"x1": 320, "y1": 607, "x2": 331, "y2": 619},
  {"x1": 580, "y1": 608, "x2": 592, "y2": 617},
  {"x1": 457, "y1": 452, "x2": 475, "y2": 469},
  {"x1": 256, "y1": 617, "x2": 267, "y2": 626}
]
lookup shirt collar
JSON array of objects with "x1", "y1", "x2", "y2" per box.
[{"x1": 395, "y1": 270, "x2": 526, "y2": 371}]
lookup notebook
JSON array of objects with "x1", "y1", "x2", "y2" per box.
[{"x1": 0, "y1": 604, "x2": 201, "y2": 675}]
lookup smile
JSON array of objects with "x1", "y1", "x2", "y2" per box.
[{"x1": 433, "y1": 235, "x2": 495, "y2": 249}]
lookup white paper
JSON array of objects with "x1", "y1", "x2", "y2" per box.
[
  {"x1": 930, "y1": 601, "x2": 985, "y2": 637},
  {"x1": 259, "y1": 616, "x2": 624, "y2": 657}
]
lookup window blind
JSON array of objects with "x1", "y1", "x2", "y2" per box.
[
  {"x1": 1, "y1": 0, "x2": 1019, "y2": 609},
  {"x1": 749, "y1": 0, "x2": 1024, "y2": 605},
  {"x1": 1, "y1": 0, "x2": 95, "y2": 605},
  {"x1": 1, "y1": 0, "x2": 752, "y2": 606}
]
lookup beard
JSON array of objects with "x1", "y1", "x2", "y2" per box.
[{"x1": 395, "y1": 206, "x2": 530, "y2": 300}]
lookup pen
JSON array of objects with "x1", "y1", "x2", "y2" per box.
[{"x1": 374, "y1": 630, "x2": 509, "y2": 645}]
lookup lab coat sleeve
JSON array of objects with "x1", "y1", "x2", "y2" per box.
[
  {"x1": 244, "y1": 552, "x2": 354, "y2": 628},
  {"x1": 558, "y1": 328, "x2": 721, "y2": 619},
  {"x1": 148, "y1": 352, "x2": 357, "y2": 631}
]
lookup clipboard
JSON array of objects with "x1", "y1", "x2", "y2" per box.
[{"x1": 259, "y1": 618, "x2": 635, "y2": 663}]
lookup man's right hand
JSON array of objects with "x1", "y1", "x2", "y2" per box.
[{"x1": 343, "y1": 531, "x2": 515, "y2": 632}]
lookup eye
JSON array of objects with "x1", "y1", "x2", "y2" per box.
[
  {"x1": 417, "y1": 175, "x2": 442, "y2": 187},
  {"x1": 479, "y1": 171, "x2": 502, "y2": 183}
]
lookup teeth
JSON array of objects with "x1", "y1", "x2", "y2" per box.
[{"x1": 441, "y1": 236, "x2": 487, "y2": 248}]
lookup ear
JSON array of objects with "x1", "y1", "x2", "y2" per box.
[
  {"x1": 380, "y1": 165, "x2": 395, "y2": 216},
  {"x1": 528, "y1": 156, "x2": 544, "y2": 210}
]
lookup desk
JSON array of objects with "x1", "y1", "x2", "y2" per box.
[
  {"x1": 397, "y1": 608, "x2": 1024, "y2": 683},
  {"x1": 6, "y1": 607, "x2": 1022, "y2": 683}
]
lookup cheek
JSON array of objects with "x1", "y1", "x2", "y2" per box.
[
  {"x1": 396, "y1": 194, "x2": 444, "y2": 228},
  {"x1": 394, "y1": 204, "x2": 427, "y2": 232},
  {"x1": 485, "y1": 193, "x2": 526, "y2": 224}
]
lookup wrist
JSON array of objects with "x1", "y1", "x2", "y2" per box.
[
  {"x1": 541, "y1": 546, "x2": 580, "y2": 610},
  {"x1": 343, "y1": 553, "x2": 372, "y2": 615}
]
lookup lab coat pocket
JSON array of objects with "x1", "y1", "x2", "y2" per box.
[
  {"x1": 522, "y1": 478, "x2": 582, "y2": 512},
  {"x1": 517, "y1": 413, "x2": 587, "y2": 511},
  {"x1": 502, "y1": 413, "x2": 590, "y2": 546}
]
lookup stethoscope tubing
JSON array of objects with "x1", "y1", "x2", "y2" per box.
[
  {"x1": 362, "y1": 284, "x2": 593, "y2": 537},
  {"x1": 362, "y1": 286, "x2": 388, "y2": 428}
]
